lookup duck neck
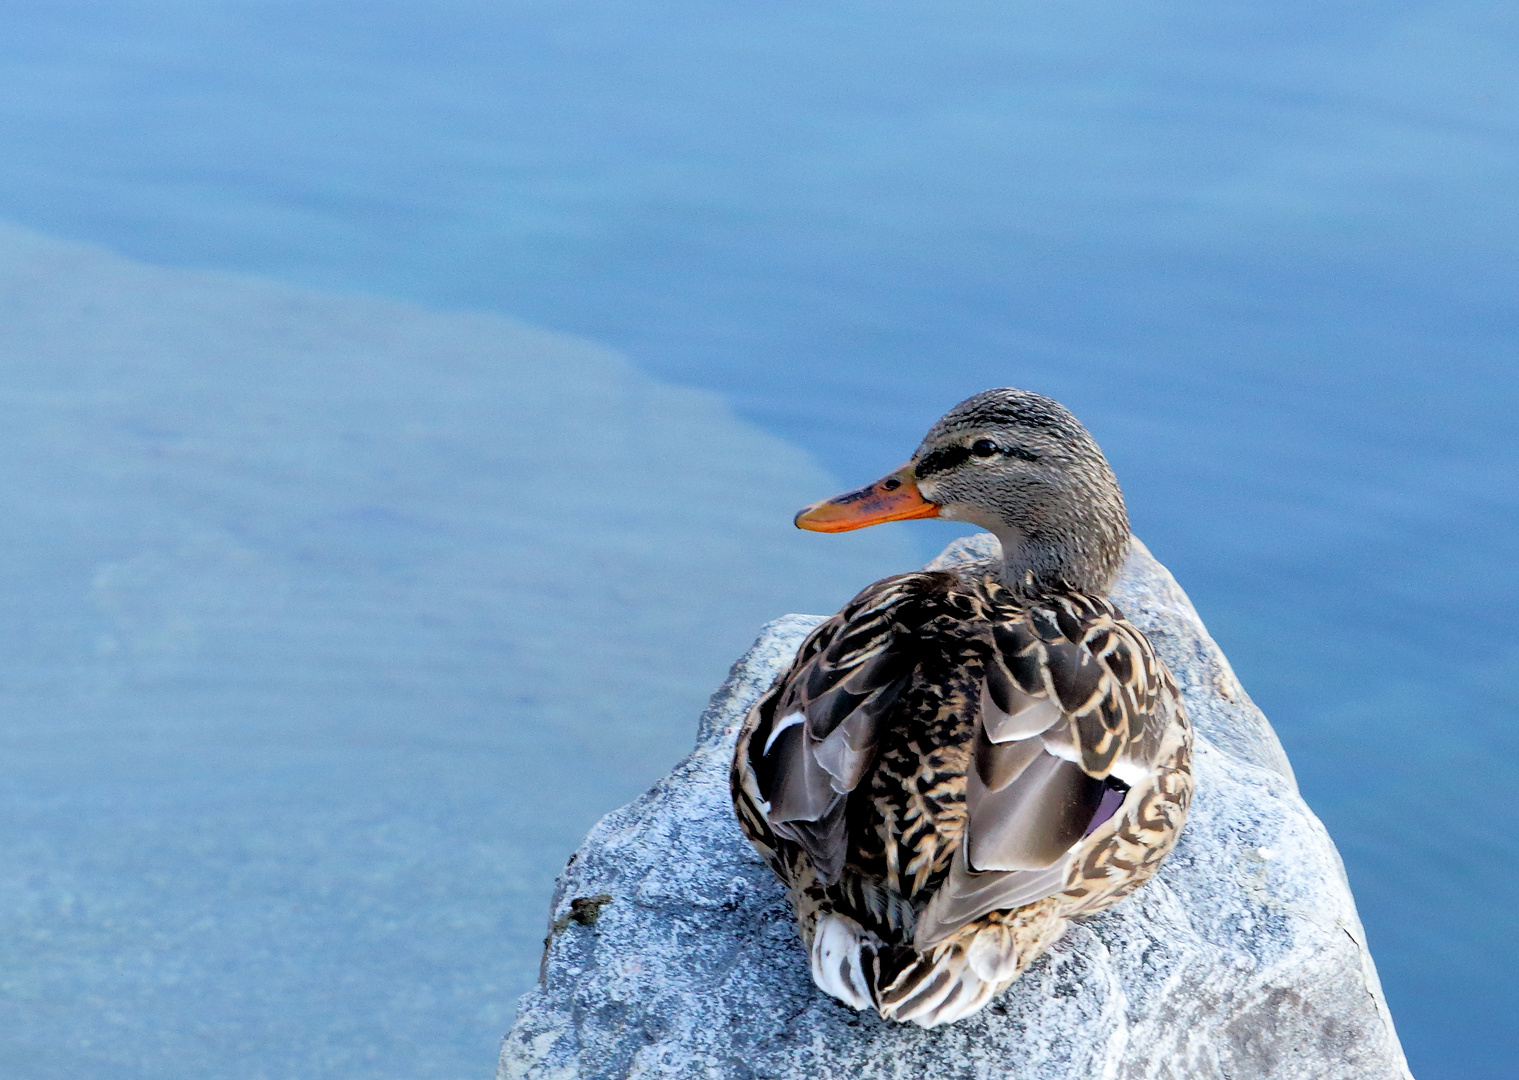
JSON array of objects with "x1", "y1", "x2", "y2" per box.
[
  {"x1": 992, "y1": 523, "x2": 1128, "y2": 599},
  {"x1": 993, "y1": 527, "x2": 1055, "y2": 598}
]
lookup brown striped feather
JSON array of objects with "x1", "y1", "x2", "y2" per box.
[{"x1": 730, "y1": 566, "x2": 1193, "y2": 1025}]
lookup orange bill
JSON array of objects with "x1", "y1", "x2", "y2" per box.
[{"x1": 794, "y1": 464, "x2": 940, "y2": 532}]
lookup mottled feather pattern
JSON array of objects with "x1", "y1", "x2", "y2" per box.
[{"x1": 730, "y1": 566, "x2": 1193, "y2": 1026}]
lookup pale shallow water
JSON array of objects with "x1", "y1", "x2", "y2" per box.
[
  {"x1": 0, "y1": 224, "x2": 915, "y2": 1078},
  {"x1": 1, "y1": 3, "x2": 1517, "y2": 1077}
]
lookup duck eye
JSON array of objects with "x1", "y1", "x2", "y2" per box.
[{"x1": 970, "y1": 439, "x2": 999, "y2": 458}]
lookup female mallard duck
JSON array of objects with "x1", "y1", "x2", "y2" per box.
[{"x1": 731, "y1": 388, "x2": 1193, "y2": 1027}]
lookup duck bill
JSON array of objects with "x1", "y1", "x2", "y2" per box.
[{"x1": 794, "y1": 465, "x2": 940, "y2": 533}]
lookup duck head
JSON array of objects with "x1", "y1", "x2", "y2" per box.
[{"x1": 795, "y1": 387, "x2": 1130, "y2": 596}]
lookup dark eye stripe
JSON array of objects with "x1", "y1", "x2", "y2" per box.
[
  {"x1": 914, "y1": 444, "x2": 972, "y2": 478},
  {"x1": 916, "y1": 442, "x2": 1038, "y2": 477}
]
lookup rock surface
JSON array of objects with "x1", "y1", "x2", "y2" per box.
[{"x1": 499, "y1": 537, "x2": 1413, "y2": 1080}]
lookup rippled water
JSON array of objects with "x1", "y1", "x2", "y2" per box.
[{"x1": 2, "y1": 3, "x2": 1516, "y2": 1077}]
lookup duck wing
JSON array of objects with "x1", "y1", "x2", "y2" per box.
[
  {"x1": 740, "y1": 573, "x2": 956, "y2": 885},
  {"x1": 915, "y1": 591, "x2": 1173, "y2": 947}
]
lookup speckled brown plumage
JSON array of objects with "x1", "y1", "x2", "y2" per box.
[{"x1": 732, "y1": 569, "x2": 1191, "y2": 1025}]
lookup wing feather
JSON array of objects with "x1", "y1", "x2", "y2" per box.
[
  {"x1": 742, "y1": 574, "x2": 944, "y2": 884},
  {"x1": 734, "y1": 572, "x2": 1182, "y2": 950},
  {"x1": 964, "y1": 749, "x2": 1104, "y2": 871},
  {"x1": 919, "y1": 588, "x2": 1172, "y2": 945}
]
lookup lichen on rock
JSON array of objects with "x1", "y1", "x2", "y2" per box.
[{"x1": 499, "y1": 537, "x2": 1412, "y2": 1080}]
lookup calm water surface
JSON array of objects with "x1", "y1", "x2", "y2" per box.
[{"x1": 2, "y1": 3, "x2": 1516, "y2": 1077}]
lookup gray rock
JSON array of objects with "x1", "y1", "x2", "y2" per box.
[{"x1": 499, "y1": 538, "x2": 1412, "y2": 1080}]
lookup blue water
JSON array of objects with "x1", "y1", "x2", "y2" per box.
[{"x1": 2, "y1": 2, "x2": 1516, "y2": 1077}]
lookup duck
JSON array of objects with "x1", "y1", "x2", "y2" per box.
[{"x1": 730, "y1": 387, "x2": 1193, "y2": 1028}]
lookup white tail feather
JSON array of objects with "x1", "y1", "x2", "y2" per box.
[
  {"x1": 811, "y1": 914, "x2": 1035, "y2": 1026},
  {"x1": 810, "y1": 914, "x2": 874, "y2": 1011}
]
